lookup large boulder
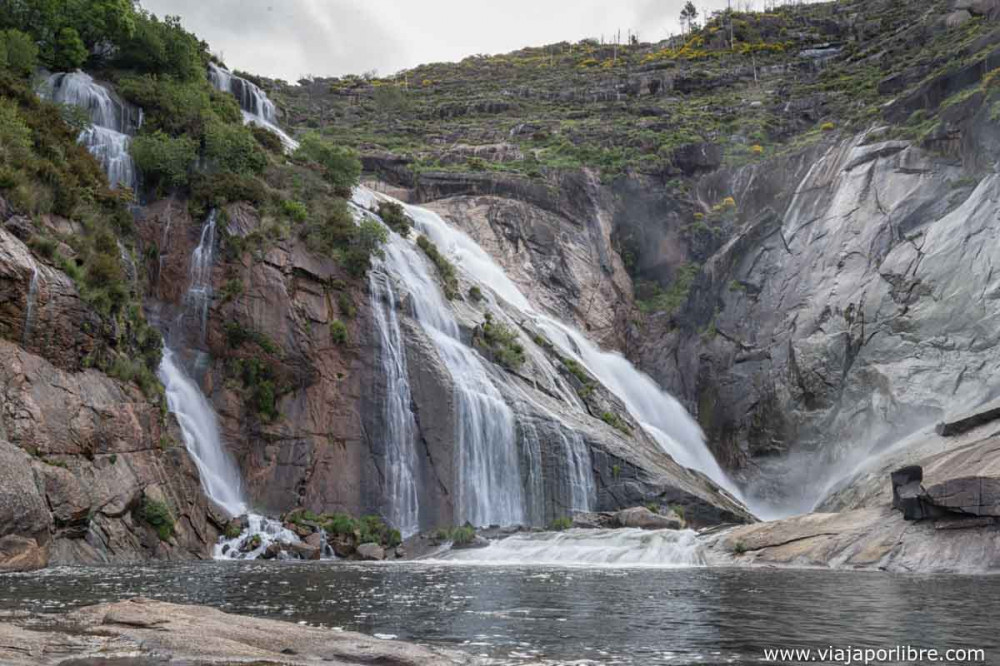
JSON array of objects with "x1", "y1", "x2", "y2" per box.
[
  {"x1": 356, "y1": 543, "x2": 386, "y2": 560},
  {"x1": 614, "y1": 506, "x2": 684, "y2": 530}
]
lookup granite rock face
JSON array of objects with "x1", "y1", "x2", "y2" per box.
[
  {"x1": 0, "y1": 228, "x2": 219, "y2": 569},
  {"x1": 0, "y1": 598, "x2": 476, "y2": 665}
]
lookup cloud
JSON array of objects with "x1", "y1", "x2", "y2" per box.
[{"x1": 140, "y1": 0, "x2": 776, "y2": 81}]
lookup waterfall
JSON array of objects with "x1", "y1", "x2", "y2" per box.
[
  {"x1": 22, "y1": 264, "x2": 39, "y2": 346},
  {"x1": 368, "y1": 267, "x2": 421, "y2": 537},
  {"x1": 158, "y1": 350, "x2": 247, "y2": 517},
  {"x1": 435, "y1": 528, "x2": 705, "y2": 567},
  {"x1": 401, "y1": 202, "x2": 740, "y2": 500},
  {"x1": 184, "y1": 210, "x2": 217, "y2": 345},
  {"x1": 155, "y1": 209, "x2": 296, "y2": 558},
  {"x1": 38, "y1": 71, "x2": 139, "y2": 190},
  {"x1": 207, "y1": 63, "x2": 299, "y2": 152},
  {"x1": 560, "y1": 429, "x2": 596, "y2": 513},
  {"x1": 379, "y1": 233, "x2": 527, "y2": 527}
]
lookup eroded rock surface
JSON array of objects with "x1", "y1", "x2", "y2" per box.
[{"x1": 0, "y1": 598, "x2": 475, "y2": 665}]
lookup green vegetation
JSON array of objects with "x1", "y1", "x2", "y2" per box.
[
  {"x1": 224, "y1": 523, "x2": 242, "y2": 539},
  {"x1": 448, "y1": 525, "x2": 477, "y2": 545},
  {"x1": 562, "y1": 357, "x2": 594, "y2": 398},
  {"x1": 330, "y1": 319, "x2": 348, "y2": 345},
  {"x1": 377, "y1": 200, "x2": 411, "y2": 236},
  {"x1": 733, "y1": 540, "x2": 748, "y2": 555},
  {"x1": 549, "y1": 517, "x2": 573, "y2": 531},
  {"x1": 601, "y1": 411, "x2": 632, "y2": 436},
  {"x1": 477, "y1": 313, "x2": 526, "y2": 370},
  {"x1": 468, "y1": 285, "x2": 483, "y2": 302},
  {"x1": 293, "y1": 132, "x2": 362, "y2": 196},
  {"x1": 131, "y1": 131, "x2": 198, "y2": 189},
  {"x1": 289, "y1": 511, "x2": 402, "y2": 548},
  {"x1": 635, "y1": 263, "x2": 700, "y2": 315},
  {"x1": 140, "y1": 498, "x2": 175, "y2": 541},
  {"x1": 416, "y1": 234, "x2": 459, "y2": 299},
  {"x1": 337, "y1": 291, "x2": 356, "y2": 319}
]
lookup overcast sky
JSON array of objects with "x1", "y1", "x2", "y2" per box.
[{"x1": 141, "y1": 0, "x2": 756, "y2": 82}]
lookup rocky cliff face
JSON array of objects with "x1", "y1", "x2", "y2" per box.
[{"x1": 0, "y1": 223, "x2": 219, "y2": 571}]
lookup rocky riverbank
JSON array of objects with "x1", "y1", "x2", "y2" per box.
[{"x1": 0, "y1": 597, "x2": 475, "y2": 665}]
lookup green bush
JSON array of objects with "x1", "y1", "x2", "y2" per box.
[
  {"x1": 478, "y1": 313, "x2": 525, "y2": 370},
  {"x1": 338, "y1": 292, "x2": 356, "y2": 319},
  {"x1": 131, "y1": 131, "x2": 197, "y2": 190},
  {"x1": 203, "y1": 120, "x2": 267, "y2": 175},
  {"x1": 281, "y1": 199, "x2": 308, "y2": 222},
  {"x1": 330, "y1": 319, "x2": 348, "y2": 345},
  {"x1": 450, "y1": 525, "x2": 476, "y2": 545},
  {"x1": 51, "y1": 27, "x2": 88, "y2": 71},
  {"x1": 117, "y1": 75, "x2": 213, "y2": 137},
  {"x1": 140, "y1": 498, "x2": 175, "y2": 541},
  {"x1": 378, "y1": 200, "x2": 411, "y2": 236},
  {"x1": 0, "y1": 29, "x2": 38, "y2": 77},
  {"x1": 251, "y1": 125, "x2": 284, "y2": 153},
  {"x1": 468, "y1": 285, "x2": 483, "y2": 302},
  {"x1": 415, "y1": 235, "x2": 458, "y2": 299},
  {"x1": 293, "y1": 132, "x2": 361, "y2": 195},
  {"x1": 601, "y1": 411, "x2": 632, "y2": 435},
  {"x1": 0, "y1": 97, "x2": 32, "y2": 166},
  {"x1": 113, "y1": 12, "x2": 203, "y2": 81},
  {"x1": 549, "y1": 517, "x2": 573, "y2": 531},
  {"x1": 189, "y1": 172, "x2": 265, "y2": 217}
]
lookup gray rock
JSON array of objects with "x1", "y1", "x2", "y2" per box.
[
  {"x1": 452, "y1": 535, "x2": 490, "y2": 550},
  {"x1": 0, "y1": 598, "x2": 475, "y2": 665},
  {"x1": 356, "y1": 543, "x2": 386, "y2": 560},
  {"x1": 614, "y1": 507, "x2": 684, "y2": 530}
]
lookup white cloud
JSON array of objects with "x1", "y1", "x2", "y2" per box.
[{"x1": 140, "y1": 0, "x2": 775, "y2": 81}]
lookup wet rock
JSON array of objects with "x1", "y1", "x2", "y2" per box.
[
  {"x1": 0, "y1": 598, "x2": 474, "y2": 665},
  {"x1": 669, "y1": 142, "x2": 723, "y2": 176},
  {"x1": 285, "y1": 541, "x2": 321, "y2": 561},
  {"x1": 262, "y1": 543, "x2": 282, "y2": 560},
  {"x1": 614, "y1": 507, "x2": 684, "y2": 530},
  {"x1": 936, "y1": 397, "x2": 1000, "y2": 436},
  {"x1": 356, "y1": 543, "x2": 386, "y2": 560},
  {"x1": 451, "y1": 535, "x2": 490, "y2": 550},
  {"x1": 331, "y1": 535, "x2": 356, "y2": 558}
]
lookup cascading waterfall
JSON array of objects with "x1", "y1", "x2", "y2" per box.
[
  {"x1": 185, "y1": 210, "x2": 217, "y2": 345},
  {"x1": 158, "y1": 349, "x2": 247, "y2": 517},
  {"x1": 155, "y1": 210, "x2": 297, "y2": 559},
  {"x1": 560, "y1": 428, "x2": 596, "y2": 514},
  {"x1": 379, "y1": 232, "x2": 527, "y2": 527},
  {"x1": 402, "y1": 202, "x2": 741, "y2": 502},
  {"x1": 437, "y1": 528, "x2": 705, "y2": 567},
  {"x1": 38, "y1": 71, "x2": 139, "y2": 190},
  {"x1": 22, "y1": 264, "x2": 39, "y2": 346},
  {"x1": 207, "y1": 63, "x2": 299, "y2": 151},
  {"x1": 368, "y1": 267, "x2": 421, "y2": 537}
]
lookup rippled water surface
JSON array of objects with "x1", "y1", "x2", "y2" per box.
[{"x1": 2, "y1": 562, "x2": 997, "y2": 664}]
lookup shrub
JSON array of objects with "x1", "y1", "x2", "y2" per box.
[
  {"x1": 450, "y1": 526, "x2": 476, "y2": 545},
  {"x1": 601, "y1": 411, "x2": 632, "y2": 435},
  {"x1": 251, "y1": 124, "x2": 284, "y2": 153},
  {"x1": 338, "y1": 291, "x2": 356, "y2": 318},
  {"x1": 733, "y1": 540, "x2": 747, "y2": 555},
  {"x1": 478, "y1": 313, "x2": 525, "y2": 370},
  {"x1": 50, "y1": 27, "x2": 88, "y2": 71},
  {"x1": 549, "y1": 517, "x2": 573, "y2": 531},
  {"x1": 281, "y1": 199, "x2": 308, "y2": 222},
  {"x1": 415, "y1": 235, "x2": 458, "y2": 298},
  {"x1": 378, "y1": 200, "x2": 411, "y2": 236},
  {"x1": 113, "y1": 12, "x2": 203, "y2": 81},
  {"x1": 131, "y1": 131, "x2": 197, "y2": 190},
  {"x1": 117, "y1": 75, "x2": 213, "y2": 137},
  {"x1": 293, "y1": 132, "x2": 361, "y2": 195},
  {"x1": 820, "y1": 121, "x2": 836, "y2": 131},
  {"x1": 0, "y1": 98, "x2": 32, "y2": 166},
  {"x1": 203, "y1": 120, "x2": 267, "y2": 175},
  {"x1": 225, "y1": 523, "x2": 242, "y2": 539},
  {"x1": 189, "y1": 172, "x2": 265, "y2": 216},
  {"x1": 468, "y1": 285, "x2": 483, "y2": 302},
  {"x1": 330, "y1": 319, "x2": 348, "y2": 345},
  {"x1": 141, "y1": 498, "x2": 175, "y2": 541},
  {"x1": 0, "y1": 30, "x2": 38, "y2": 78}
]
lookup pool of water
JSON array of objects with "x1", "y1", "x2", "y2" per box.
[{"x1": 1, "y1": 561, "x2": 995, "y2": 664}]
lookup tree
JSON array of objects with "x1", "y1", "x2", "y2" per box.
[{"x1": 680, "y1": 1, "x2": 699, "y2": 34}]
